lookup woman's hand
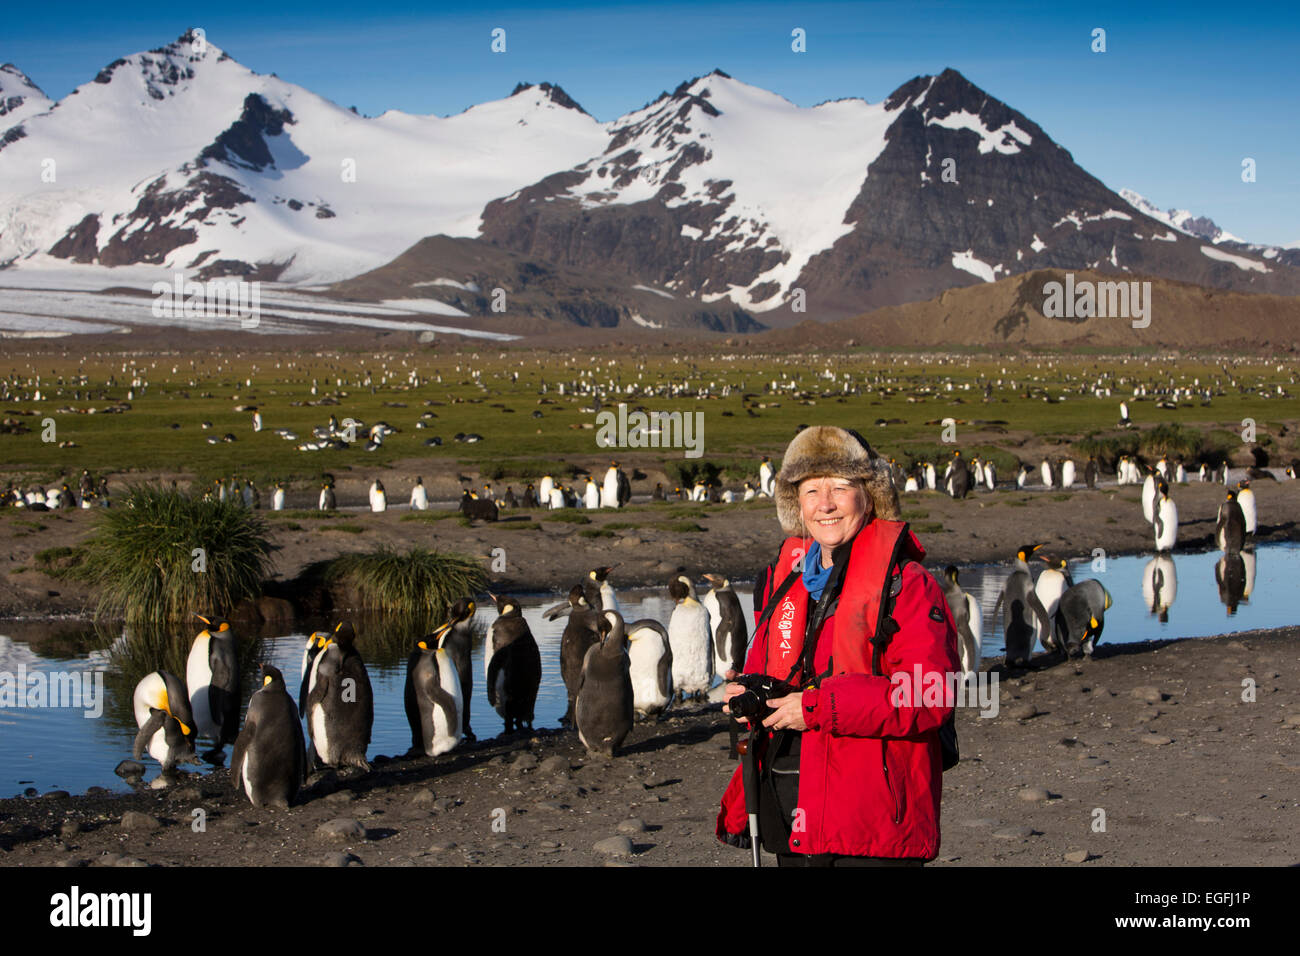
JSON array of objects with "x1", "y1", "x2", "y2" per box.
[
  {"x1": 721, "y1": 669, "x2": 747, "y2": 724},
  {"x1": 761, "y1": 693, "x2": 808, "y2": 732}
]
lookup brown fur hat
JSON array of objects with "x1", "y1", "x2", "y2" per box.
[{"x1": 774, "y1": 426, "x2": 900, "y2": 535}]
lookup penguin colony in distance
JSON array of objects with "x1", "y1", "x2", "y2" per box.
[
  {"x1": 231, "y1": 664, "x2": 305, "y2": 807},
  {"x1": 186, "y1": 614, "x2": 240, "y2": 760},
  {"x1": 305, "y1": 621, "x2": 374, "y2": 772},
  {"x1": 132, "y1": 671, "x2": 199, "y2": 771},
  {"x1": 574, "y1": 611, "x2": 635, "y2": 757},
  {"x1": 484, "y1": 593, "x2": 542, "y2": 733}
]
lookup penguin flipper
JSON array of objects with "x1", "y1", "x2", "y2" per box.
[
  {"x1": 133, "y1": 709, "x2": 164, "y2": 761},
  {"x1": 230, "y1": 715, "x2": 253, "y2": 793},
  {"x1": 486, "y1": 650, "x2": 504, "y2": 709},
  {"x1": 403, "y1": 654, "x2": 423, "y2": 752}
]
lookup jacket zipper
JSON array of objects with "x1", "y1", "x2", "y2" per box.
[{"x1": 882, "y1": 740, "x2": 902, "y2": 824}]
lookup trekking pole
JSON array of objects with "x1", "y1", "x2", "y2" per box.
[{"x1": 737, "y1": 728, "x2": 761, "y2": 867}]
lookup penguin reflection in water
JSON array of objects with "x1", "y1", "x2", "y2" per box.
[
  {"x1": 574, "y1": 610, "x2": 635, "y2": 758},
  {"x1": 186, "y1": 614, "x2": 239, "y2": 762},
  {"x1": 404, "y1": 627, "x2": 464, "y2": 758},
  {"x1": 304, "y1": 621, "x2": 373, "y2": 772},
  {"x1": 132, "y1": 671, "x2": 200, "y2": 772},
  {"x1": 231, "y1": 664, "x2": 306, "y2": 807},
  {"x1": 485, "y1": 593, "x2": 542, "y2": 735}
]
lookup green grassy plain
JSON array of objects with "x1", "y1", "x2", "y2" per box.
[{"x1": 2, "y1": 348, "x2": 1296, "y2": 490}]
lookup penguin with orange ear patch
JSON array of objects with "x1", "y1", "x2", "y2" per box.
[
  {"x1": 187, "y1": 613, "x2": 240, "y2": 761},
  {"x1": 404, "y1": 623, "x2": 464, "y2": 757},
  {"x1": 132, "y1": 671, "x2": 200, "y2": 771},
  {"x1": 231, "y1": 664, "x2": 305, "y2": 807}
]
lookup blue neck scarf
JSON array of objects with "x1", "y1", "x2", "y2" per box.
[{"x1": 801, "y1": 541, "x2": 834, "y2": 601}]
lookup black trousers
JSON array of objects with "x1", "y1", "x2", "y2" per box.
[{"x1": 776, "y1": 853, "x2": 925, "y2": 867}]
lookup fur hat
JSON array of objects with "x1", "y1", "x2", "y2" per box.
[{"x1": 774, "y1": 426, "x2": 900, "y2": 534}]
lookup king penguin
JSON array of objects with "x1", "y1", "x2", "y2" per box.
[
  {"x1": 759, "y1": 456, "x2": 775, "y2": 497},
  {"x1": 626, "y1": 618, "x2": 673, "y2": 719},
  {"x1": 544, "y1": 585, "x2": 600, "y2": 726},
  {"x1": 1056, "y1": 580, "x2": 1112, "y2": 658},
  {"x1": 1236, "y1": 480, "x2": 1257, "y2": 534},
  {"x1": 485, "y1": 593, "x2": 542, "y2": 734},
  {"x1": 1141, "y1": 467, "x2": 1158, "y2": 523},
  {"x1": 583, "y1": 565, "x2": 620, "y2": 615},
  {"x1": 667, "y1": 575, "x2": 713, "y2": 700},
  {"x1": 994, "y1": 544, "x2": 1051, "y2": 666},
  {"x1": 404, "y1": 629, "x2": 464, "y2": 757},
  {"x1": 431, "y1": 598, "x2": 477, "y2": 740},
  {"x1": 940, "y1": 567, "x2": 982, "y2": 685},
  {"x1": 1154, "y1": 482, "x2": 1178, "y2": 552},
  {"x1": 272, "y1": 482, "x2": 286, "y2": 511},
  {"x1": 702, "y1": 573, "x2": 748, "y2": 680},
  {"x1": 230, "y1": 664, "x2": 306, "y2": 807},
  {"x1": 1217, "y1": 490, "x2": 1246, "y2": 553},
  {"x1": 410, "y1": 476, "x2": 428, "y2": 511},
  {"x1": 574, "y1": 610, "x2": 636, "y2": 757},
  {"x1": 1033, "y1": 558, "x2": 1072, "y2": 654},
  {"x1": 298, "y1": 630, "x2": 330, "y2": 717},
  {"x1": 186, "y1": 614, "x2": 240, "y2": 760},
  {"x1": 318, "y1": 477, "x2": 336, "y2": 511},
  {"x1": 369, "y1": 479, "x2": 387, "y2": 513},
  {"x1": 132, "y1": 670, "x2": 199, "y2": 771},
  {"x1": 304, "y1": 621, "x2": 373, "y2": 772}
]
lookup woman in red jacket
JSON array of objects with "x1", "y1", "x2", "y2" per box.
[{"x1": 717, "y1": 426, "x2": 960, "y2": 865}]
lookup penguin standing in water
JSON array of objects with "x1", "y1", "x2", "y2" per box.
[
  {"x1": 404, "y1": 630, "x2": 463, "y2": 757},
  {"x1": 1016, "y1": 464, "x2": 1030, "y2": 489},
  {"x1": 1041, "y1": 458, "x2": 1054, "y2": 489},
  {"x1": 1236, "y1": 480, "x2": 1257, "y2": 534},
  {"x1": 409, "y1": 477, "x2": 428, "y2": 511},
  {"x1": 132, "y1": 671, "x2": 199, "y2": 772},
  {"x1": 667, "y1": 575, "x2": 713, "y2": 700},
  {"x1": 993, "y1": 544, "x2": 1051, "y2": 666},
  {"x1": 701, "y1": 573, "x2": 747, "y2": 680},
  {"x1": 186, "y1": 614, "x2": 240, "y2": 761},
  {"x1": 574, "y1": 610, "x2": 635, "y2": 757},
  {"x1": 544, "y1": 585, "x2": 600, "y2": 726},
  {"x1": 318, "y1": 476, "x2": 336, "y2": 511},
  {"x1": 230, "y1": 664, "x2": 305, "y2": 807},
  {"x1": 485, "y1": 593, "x2": 542, "y2": 734},
  {"x1": 940, "y1": 566, "x2": 982, "y2": 685},
  {"x1": 305, "y1": 621, "x2": 373, "y2": 772},
  {"x1": 626, "y1": 618, "x2": 673, "y2": 719},
  {"x1": 1217, "y1": 490, "x2": 1246, "y2": 553},
  {"x1": 1061, "y1": 459, "x2": 1076, "y2": 489},
  {"x1": 1154, "y1": 481, "x2": 1178, "y2": 552},
  {"x1": 430, "y1": 598, "x2": 477, "y2": 741},
  {"x1": 1055, "y1": 580, "x2": 1113, "y2": 658}
]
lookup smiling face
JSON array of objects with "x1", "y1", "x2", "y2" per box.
[{"x1": 798, "y1": 475, "x2": 871, "y2": 564}]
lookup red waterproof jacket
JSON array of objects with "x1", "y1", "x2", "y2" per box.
[{"x1": 716, "y1": 520, "x2": 960, "y2": 859}]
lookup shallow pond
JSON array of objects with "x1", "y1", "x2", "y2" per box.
[{"x1": 1, "y1": 542, "x2": 1295, "y2": 796}]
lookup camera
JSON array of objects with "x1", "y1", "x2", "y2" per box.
[{"x1": 728, "y1": 674, "x2": 797, "y2": 722}]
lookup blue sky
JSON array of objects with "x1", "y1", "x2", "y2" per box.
[{"x1": 4, "y1": 0, "x2": 1297, "y2": 244}]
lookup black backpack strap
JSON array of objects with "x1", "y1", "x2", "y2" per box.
[{"x1": 870, "y1": 525, "x2": 913, "y2": 677}]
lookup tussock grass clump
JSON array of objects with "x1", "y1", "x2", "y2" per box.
[
  {"x1": 325, "y1": 547, "x2": 486, "y2": 621},
  {"x1": 35, "y1": 546, "x2": 88, "y2": 579},
  {"x1": 80, "y1": 486, "x2": 272, "y2": 625},
  {"x1": 1138, "y1": 423, "x2": 1203, "y2": 461}
]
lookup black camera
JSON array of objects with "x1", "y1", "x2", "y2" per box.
[{"x1": 728, "y1": 674, "x2": 797, "y2": 722}]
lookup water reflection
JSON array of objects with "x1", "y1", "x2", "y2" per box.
[{"x1": 1, "y1": 542, "x2": 1297, "y2": 796}]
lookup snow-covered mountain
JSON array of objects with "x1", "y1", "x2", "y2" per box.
[
  {"x1": 0, "y1": 63, "x2": 51, "y2": 133},
  {"x1": 1118, "y1": 188, "x2": 1242, "y2": 243},
  {"x1": 483, "y1": 67, "x2": 1299, "y2": 321},
  {"x1": 0, "y1": 32, "x2": 606, "y2": 282},
  {"x1": 1, "y1": 35, "x2": 1297, "y2": 330}
]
